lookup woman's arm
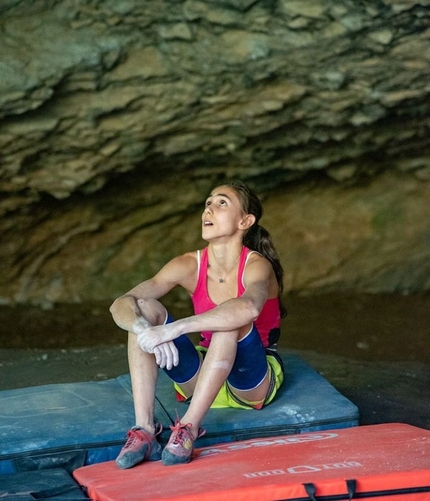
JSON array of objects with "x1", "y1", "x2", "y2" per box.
[
  {"x1": 137, "y1": 256, "x2": 274, "y2": 352},
  {"x1": 109, "y1": 252, "x2": 197, "y2": 335}
]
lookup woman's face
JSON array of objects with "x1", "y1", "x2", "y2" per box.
[{"x1": 201, "y1": 186, "x2": 249, "y2": 242}]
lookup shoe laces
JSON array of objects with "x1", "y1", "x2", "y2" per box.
[
  {"x1": 123, "y1": 429, "x2": 142, "y2": 449},
  {"x1": 169, "y1": 421, "x2": 192, "y2": 445},
  {"x1": 169, "y1": 420, "x2": 205, "y2": 444},
  {"x1": 123, "y1": 424, "x2": 162, "y2": 450}
]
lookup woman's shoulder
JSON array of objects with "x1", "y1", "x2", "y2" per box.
[
  {"x1": 245, "y1": 247, "x2": 267, "y2": 265},
  {"x1": 160, "y1": 250, "x2": 202, "y2": 292},
  {"x1": 171, "y1": 250, "x2": 200, "y2": 268},
  {"x1": 243, "y1": 248, "x2": 277, "y2": 288},
  {"x1": 172, "y1": 249, "x2": 207, "y2": 276}
]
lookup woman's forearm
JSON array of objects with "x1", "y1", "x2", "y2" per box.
[{"x1": 175, "y1": 296, "x2": 259, "y2": 338}]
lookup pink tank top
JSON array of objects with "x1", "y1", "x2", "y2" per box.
[{"x1": 191, "y1": 246, "x2": 281, "y2": 348}]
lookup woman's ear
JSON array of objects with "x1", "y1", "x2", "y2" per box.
[{"x1": 239, "y1": 214, "x2": 256, "y2": 230}]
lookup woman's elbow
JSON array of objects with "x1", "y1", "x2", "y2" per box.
[{"x1": 246, "y1": 300, "x2": 260, "y2": 322}]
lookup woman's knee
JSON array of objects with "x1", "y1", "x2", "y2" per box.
[
  {"x1": 227, "y1": 324, "x2": 267, "y2": 390},
  {"x1": 136, "y1": 298, "x2": 167, "y2": 326}
]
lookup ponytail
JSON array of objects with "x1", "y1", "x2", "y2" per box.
[
  {"x1": 224, "y1": 180, "x2": 287, "y2": 318},
  {"x1": 244, "y1": 223, "x2": 287, "y2": 318}
]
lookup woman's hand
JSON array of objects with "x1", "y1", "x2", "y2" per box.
[
  {"x1": 136, "y1": 322, "x2": 183, "y2": 369},
  {"x1": 136, "y1": 322, "x2": 180, "y2": 349},
  {"x1": 153, "y1": 342, "x2": 179, "y2": 370}
]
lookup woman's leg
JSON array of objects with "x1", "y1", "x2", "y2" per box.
[
  {"x1": 161, "y1": 328, "x2": 241, "y2": 465},
  {"x1": 116, "y1": 298, "x2": 168, "y2": 469},
  {"x1": 177, "y1": 327, "x2": 242, "y2": 439},
  {"x1": 127, "y1": 333, "x2": 160, "y2": 432},
  {"x1": 162, "y1": 333, "x2": 201, "y2": 394},
  {"x1": 128, "y1": 298, "x2": 168, "y2": 430},
  {"x1": 226, "y1": 324, "x2": 271, "y2": 408},
  {"x1": 161, "y1": 325, "x2": 272, "y2": 466}
]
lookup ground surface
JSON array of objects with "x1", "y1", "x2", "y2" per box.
[
  {"x1": 1, "y1": 345, "x2": 429, "y2": 431},
  {"x1": 1, "y1": 294, "x2": 429, "y2": 430}
]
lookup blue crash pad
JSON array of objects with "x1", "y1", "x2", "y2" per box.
[{"x1": 0, "y1": 351, "x2": 359, "y2": 474}]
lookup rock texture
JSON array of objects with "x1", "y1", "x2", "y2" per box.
[{"x1": 0, "y1": 0, "x2": 429, "y2": 305}]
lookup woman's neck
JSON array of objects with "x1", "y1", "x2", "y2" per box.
[{"x1": 208, "y1": 242, "x2": 243, "y2": 272}]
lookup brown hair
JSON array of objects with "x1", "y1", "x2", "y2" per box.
[{"x1": 222, "y1": 180, "x2": 287, "y2": 318}]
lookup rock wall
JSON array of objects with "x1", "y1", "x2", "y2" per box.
[{"x1": 0, "y1": 0, "x2": 429, "y2": 305}]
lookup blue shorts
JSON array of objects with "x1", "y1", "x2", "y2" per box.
[{"x1": 162, "y1": 313, "x2": 284, "y2": 409}]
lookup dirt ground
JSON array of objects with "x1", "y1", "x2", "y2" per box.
[{"x1": 0, "y1": 293, "x2": 429, "y2": 431}]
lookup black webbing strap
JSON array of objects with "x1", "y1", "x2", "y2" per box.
[
  {"x1": 346, "y1": 479, "x2": 357, "y2": 499},
  {"x1": 303, "y1": 483, "x2": 318, "y2": 501},
  {"x1": 302, "y1": 479, "x2": 357, "y2": 500}
]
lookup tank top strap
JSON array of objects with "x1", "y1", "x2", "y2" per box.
[
  {"x1": 238, "y1": 247, "x2": 262, "y2": 294},
  {"x1": 196, "y1": 249, "x2": 201, "y2": 272},
  {"x1": 237, "y1": 246, "x2": 249, "y2": 295},
  {"x1": 195, "y1": 247, "x2": 209, "y2": 293},
  {"x1": 192, "y1": 247, "x2": 217, "y2": 315}
]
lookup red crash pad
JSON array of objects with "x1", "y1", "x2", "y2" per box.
[{"x1": 74, "y1": 423, "x2": 430, "y2": 501}]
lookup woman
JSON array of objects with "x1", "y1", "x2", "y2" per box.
[{"x1": 110, "y1": 180, "x2": 286, "y2": 468}]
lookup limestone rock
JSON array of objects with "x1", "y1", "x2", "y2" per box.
[{"x1": 0, "y1": 0, "x2": 430, "y2": 305}]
